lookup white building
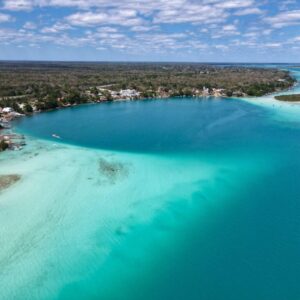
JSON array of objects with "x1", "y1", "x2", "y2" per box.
[
  {"x1": 2, "y1": 107, "x2": 13, "y2": 113},
  {"x1": 202, "y1": 87, "x2": 210, "y2": 96},
  {"x1": 120, "y1": 89, "x2": 140, "y2": 98}
]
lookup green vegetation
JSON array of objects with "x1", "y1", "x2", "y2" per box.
[
  {"x1": 0, "y1": 62, "x2": 295, "y2": 114},
  {"x1": 275, "y1": 94, "x2": 300, "y2": 102}
]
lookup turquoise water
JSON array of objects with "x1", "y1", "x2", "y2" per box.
[
  {"x1": 0, "y1": 68, "x2": 300, "y2": 299},
  {"x1": 15, "y1": 98, "x2": 271, "y2": 153}
]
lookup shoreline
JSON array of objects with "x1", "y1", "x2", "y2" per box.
[
  {"x1": 0, "y1": 68, "x2": 297, "y2": 153},
  {"x1": 238, "y1": 69, "x2": 300, "y2": 123}
]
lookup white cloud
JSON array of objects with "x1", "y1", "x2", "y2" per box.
[
  {"x1": 234, "y1": 8, "x2": 263, "y2": 16},
  {"x1": 97, "y1": 27, "x2": 119, "y2": 33},
  {"x1": 130, "y1": 25, "x2": 159, "y2": 32},
  {"x1": 232, "y1": 39, "x2": 258, "y2": 47},
  {"x1": 288, "y1": 36, "x2": 300, "y2": 43},
  {"x1": 211, "y1": 24, "x2": 240, "y2": 38},
  {"x1": 2, "y1": 0, "x2": 33, "y2": 11},
  {"x1": 23, "y1": 21, "x2": 36, "y2": 29},
  {"x1": 266, "y1": 10, "x2": 300, "y2": 28},
  {"x1": 262, "y1": 29, "x2": 272, "y2": 35},
  {"x1": 41, "y1": 22, "x2": 72, "y2": 33},
  {"x1": 215, "y1": 0, "x2": 254, "y2": 9},
  {"x1": 66, "y1": 10, "x2": 143, "y2": 27},
  {"x1": 264, "y1": 42, "x2": 281, "y2": 48},
  {"x1": 278, "y1": 0, "x2": 297, "y2": 11},
  {"x1": 153, "y1": 3, "x2": 228, "y2": 24},
  {"x1": 1, "y1": 0, "x2": 259, "y2": 27},
  {"x1": 2, "y1": 0, "x2": 295, "y2": 57},
  {"x1": 215, "y1": 44, "x2": 228, "y2": 50},
  {"x1": 0, "y1": 13, "x2": 12, "y2": 22},
  {"x1": 223, "y1": 24, "x2": 237, "y2": 31}
]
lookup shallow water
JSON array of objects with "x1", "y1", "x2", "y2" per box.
[{"x1": 1, "y1": 67, "x2": 300, "y2": 300}]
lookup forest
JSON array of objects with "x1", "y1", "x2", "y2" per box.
[{"x1": 0, "y1": 62, "x2": 295, "y2": 113}]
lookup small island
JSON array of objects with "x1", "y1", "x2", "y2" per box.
[{"x1": 275, "y1": 94, "x2": 300, "y2": 102}]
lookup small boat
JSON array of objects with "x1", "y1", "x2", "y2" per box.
[{"x1": 52, "y1": 134, "x2": 61, "y2": 139}]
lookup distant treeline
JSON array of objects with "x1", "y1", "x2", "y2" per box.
[
  {"x1": 0, "y1": 62, "x2": 295, "y2": 113},
  {"x1": 275, "y1": 94, "x2": 300, "y2": 102}
]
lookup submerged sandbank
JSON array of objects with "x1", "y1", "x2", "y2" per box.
[
  {"x1": 0, "y1": 131, "x2": 276, "y2": 300},
  {"x1": 0, "y1": 174, "x2": 21, "y2": 191}
]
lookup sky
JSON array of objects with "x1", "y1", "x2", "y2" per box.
[{"x1": 0, "y1": 0, "x2": 300, "y2": 62}]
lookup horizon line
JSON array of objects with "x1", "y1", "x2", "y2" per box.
[{"x1": 0, "y1": 59, "x2": 300, "y2": 64}]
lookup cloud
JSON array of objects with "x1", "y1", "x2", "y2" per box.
[
  {"x1": 266, "y1": 10, "x2": 300, "y2": 28},
  {"x1": 45, "y1": 0, "x2": 260, "y2": 28},
  {"x1": 264, "y1": 42, "x2": 282, "y2": 48},
  {"x1": 23, "y1": 21, "x2": 36, "y2": 29},
  {"x1": 234, "y1": 8, "x2": 263, "y2": 16},
  {"x1": 223, "y1": 24, "x2": 237, "y2": 31},
  {"x1": 66, "y1": 10, "x2": 143, "y2": 27},
  {"x1": 215, "y1": 0, "x2": 254, "y2": 9},
  {"x1": 0, "y1": 0, "x2": 263, "y2": 32},
  {"x1": 278, "y1": 0, "x2": 297, "y2": 11},
  {"x1": 288, "y1": 36, "x2": 300, "y2": 43},
  {"x1": 97, "y1": 27, "x2": 119, "y2": 33},
  {"x1": 2, "y1": 0, "x2": 298, "y2": 59},
  {"x1": 41, "y1": 22, "x2": 72, "y2": 33},
  {"x1": 0, "y1": 13, "x2": 12, "y2": 22},
  {"x1": 232, "y1": 39, "x2": 258, "y2": 47},
  {"x1": 2, "y1": 0, "x2": 33, "y2": 11},
  {"x1": 130, "y1": 25, "x2": 159, "y2": 32},
  {"x1": 154, "y1": 4, "x2": 228, "y2": 24},
  {"x1": 211, "y1": 24, "x2": 240, "y2": 38},
  {"x1": 215, "y1": 44, "x2": 228, "y2": 50}
]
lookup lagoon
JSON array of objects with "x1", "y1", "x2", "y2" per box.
[{"x1": 0, "y1": 69, "x2": 300, "y2": 299}]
